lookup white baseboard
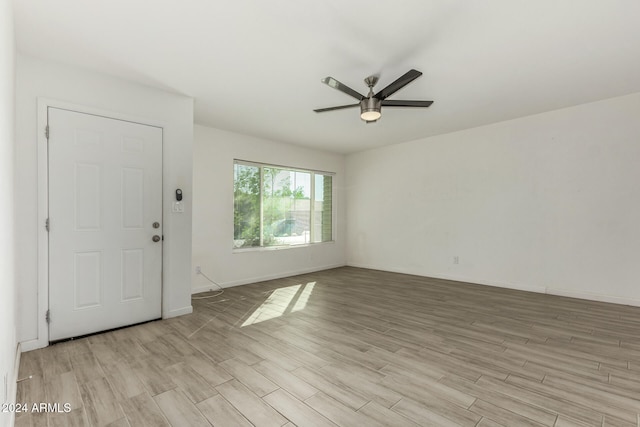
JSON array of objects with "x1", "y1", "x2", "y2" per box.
[
  {"x1": 546, "y1": 288, "x2": 640, "y2": 307},
  {"x1": 346, "y1": 262, "x2": 640, "y2": 307},
  {"x1": 427, "y1": 272, "x2": 546, "y2": 294},
  {"x1": 346, "y1": 262, "x2": 545, "y2": 293},
  {"x1": 19, "y1": 338, "x2": 45, "y2": 352},
  {"x1": 164, "y1": 306, "x2": 193, "y2": 319},
  {"x1": 192, "y1": 263, "x2": 347, "y2": 295}
]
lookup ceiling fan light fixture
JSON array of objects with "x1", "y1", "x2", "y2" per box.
[
  {"x1": 360, "y1": 97, "x2": 381, "y2": 122},
  {"x1": 360, "y1": 109, "x2": 381, "y2": 121}
]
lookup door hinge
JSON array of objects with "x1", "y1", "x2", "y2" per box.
[
  {"x1": 45, "y1": 218, "x2": 50, "y2": 232},
  {"x1": 45, "y1": 310, "x2": 51, "y2": 324},
  {"x1": 45, "y1": 125, "x2": 49, "y2": 140}
]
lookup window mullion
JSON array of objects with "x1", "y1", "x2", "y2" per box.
[
  {"x1": 259, "y1": 166, "x2": 264, "y2": 247},
  {"x1": 310, "y1": 172, "x2": 315, "y2": 244}
]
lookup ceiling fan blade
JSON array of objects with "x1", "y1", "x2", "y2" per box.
[
  {"x1": 321, "y1": 77, "x2": 365, "y2": 101},
  {"x1": 381, "y1": 100, "x2": 434, "y2": 108},
  {"x1": 314, "y1": 103, "x2": 360, "y2": 113},
  {"x1": 374, "y1": 69, "x2": 423, "y2": 101}
]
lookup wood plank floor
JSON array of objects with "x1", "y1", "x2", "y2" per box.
[{"x1": 15, "y1": 267, "x2": 640, "y2": 427}]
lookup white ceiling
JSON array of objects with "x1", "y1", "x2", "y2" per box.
[{"x1": 13, "y1": 1, "x2": 640, "y2": 153}]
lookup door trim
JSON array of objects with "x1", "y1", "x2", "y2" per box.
[{"x1": 29, "y1": 98, "x2": 166, "y2": 350}]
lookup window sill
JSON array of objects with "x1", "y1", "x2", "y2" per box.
[{"x1": 232, "y1": 241, "x2": 335, "y2": 253}]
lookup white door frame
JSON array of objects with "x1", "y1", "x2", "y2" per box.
[{"x1": 34, "y1": 98, "x2": 167, "y2": 349}]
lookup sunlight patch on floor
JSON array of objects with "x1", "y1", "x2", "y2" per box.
[
  {"x1": 241, "y1": 282, "x2": 316, "y2": 327},
  {"x1": 293, "y1": 282, "x2": 315, "y2": 312}
]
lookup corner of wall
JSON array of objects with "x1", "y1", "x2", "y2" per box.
[{"x1": 0, "y1": 0, "x2": 18, "y2": 426}]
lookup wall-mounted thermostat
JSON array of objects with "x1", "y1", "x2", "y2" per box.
[{"x1": 173, "y1": 188, "x2": 184, "y2": 213}]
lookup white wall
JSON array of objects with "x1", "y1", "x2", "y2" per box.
[
  {"x1": 15, "y1": 55, "x2": 194, "y2": 350},
  {"x1": 0, "y1": 0, "x2": 17, "y2": 425},
  {"x1": 346, "y1": 92, "x2": 640, "y2": 306},
  {"x1": 192, "y1": 125, "x2": 346, "y2": 292}
]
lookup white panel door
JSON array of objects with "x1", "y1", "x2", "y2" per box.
[{"x1": 48, "y1": 107, "x2": 163, "y2": 341}]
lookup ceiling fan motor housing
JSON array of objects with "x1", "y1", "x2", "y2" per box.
[{"x1": 360, "y1": 97, "x2": 381, "y2": 122}]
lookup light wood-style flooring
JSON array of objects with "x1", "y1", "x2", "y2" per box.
[{"x1": 15, "y1": 267, "x2": 640, "y2": 426}]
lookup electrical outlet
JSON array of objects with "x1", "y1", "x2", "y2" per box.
[
  {"x1": 453, "y1": 256, "x2": 459, "y2": 265},
  {"x1": 173, "y1": 201, "x2": 184, "y2": 213},
  {"x1": 195, "y1": 266, "x2": 201, "y2": 274}
]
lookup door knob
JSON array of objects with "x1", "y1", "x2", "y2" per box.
[{"x1": 152, "y1": 235, "x2": 161, "y2": 242}]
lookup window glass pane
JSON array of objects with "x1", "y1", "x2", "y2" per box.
[
  {"x1": 233, "y1": 160, "x2": 333, "y2": 249},
  {"x1": 314, "y1": 174, "x2": 333, "y2": 242},
  {"x1": 263, "y1": 168, "x2": 311, "y2": 246},
  {"x1": 292, "y1": 171, "x2": 312, "y2": 244},
  {"x1": 233, "y1": 163, "x2": 261, "y2": 248}
]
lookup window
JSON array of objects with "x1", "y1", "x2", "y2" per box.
[{"x1": 234, "y1": 160, "x2": 333, "y2": 249}]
